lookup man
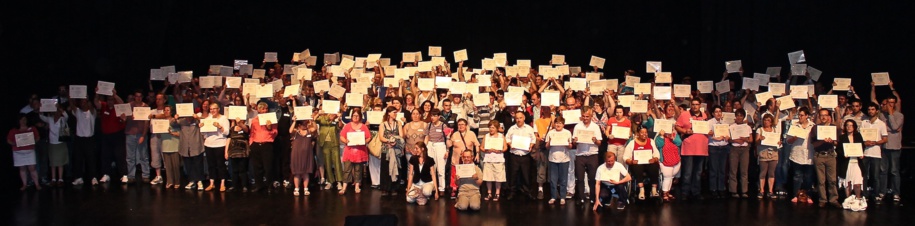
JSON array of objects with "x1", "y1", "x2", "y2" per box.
[
  {"x1": 441, "y1": 99, "x2": 462, "y2": 129},
  {"x1": 96, "y1": 89, "x2": 128, "y2": 184},
  {"x1": 249, "y1": 101, "x2": 278, "y2": 192},
  {"x1": 728, "y1": 109, "x2": 753, "y2": 198},
  {"x1": 675, "y1": 98, "x2": 709, "y2": 200},
  {"x1": 148, "y1": 94, "x2": 168, "y2": 185},
  {"x1": 843, "y1": 99, "x2": 865, "y2": 126},
  {"x1": 573, "y1": 109, "x2": 603, "y2": 204},
  {"x1": 122, "y1": 90, "x2": 150, "y2": 183},
  {"x1": 504, "y1": 112, "x2": 536, "y2": 200},
  {"x1": 70, "y1": 99, "x2": 98, "y2": 186},
  {"x1": 881, "y1": 96, "x2": 903, "y2": 202},
  {"x1": 810, "y1": 109, "x2": 842, "y2": 208},
  {"x1": 454, "y1": 150, "x2": 484, "y2": 211},
  {"x1": 860, "y1": 104, "x2": 889, "y2": 200},
  {"x1": 592, "y1": 152, "x2": 632, "y2": 211}
]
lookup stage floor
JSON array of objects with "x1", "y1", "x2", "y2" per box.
[{"x1": 5, "y1": 182, "x2": 913, "y2": 226}]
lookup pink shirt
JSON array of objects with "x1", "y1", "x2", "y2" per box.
[
  {"x1": 340, "y1": 123, "x2": 371, "y2": 163},
  {"x1": 249, "y1": 116, "x2": 277, "y2": 144},
  {"x1": 677, "y1": 111, "x2": 709, "y2": 156}
]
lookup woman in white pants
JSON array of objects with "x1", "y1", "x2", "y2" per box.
[
  {"x1": 407, "y1": 142, "x2": 439, "y2": 205},
  {"x1": 656, "y1": 128, "x2": 683, "y2": 202},
  {"x1": 424, "y1": 109, "x2": 451, "y2": 193}
]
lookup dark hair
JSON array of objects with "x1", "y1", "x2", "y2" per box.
[
  {"x1": 383, "y1": 106, "x2": 397, "y2": 122},
  {"x1": 429, "y1": 108, "x2": 441, "y2": 116},
  {"x1": 798, "y1": 107, "x2": 810, "y2": 115},
  {"x1": 735, "y1": 109, "x2": 746, "y2": 117},
  {"x1": 842, "y1": 119, "x2": 859, "y2": 135},
  {"x1": 553, "y1": 117, "x2": 565, "y2": 124}
]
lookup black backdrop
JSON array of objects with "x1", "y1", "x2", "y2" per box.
[{"x1": 0, "y1": 1, "x2": 912, "y2": 188}]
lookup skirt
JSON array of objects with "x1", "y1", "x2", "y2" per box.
[
  {"x1": 49, "y1": 143, "x2": 69, "y2": 167},
  {"x1": 482, "y1": 162, "x2": 506, "y2": 182},
  {"x1": 845, "y1": 159, "x2": 863, "y2": 185},
  {"x1": 13, "y1": 149, "x2": 36, "y2": 167}
]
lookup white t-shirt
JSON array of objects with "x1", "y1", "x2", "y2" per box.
[
  {"x1": 729, "y1": 123, "x2": 752, "y2": 147},
  {"x1": 573, "y1": 122, "x2": 603, "y2": 156},
  {"x1": 595, "y1": 162, "x2": 629, "y2": 182},
  {"x1": 861, "y1": 118, "x2": 889, "y2": 158},
  {"x1": 202, "y1": 114, "x2": 231, "y2": 148},
  {"x1": 544, "y1": 129, "x2": 572, "y2": 163},
  {"x1": 73, "y1": 109, "x2": 96, "y2": 138},
  {"x1": 506, "y1": 124, "x2": 536, "y2": 156}
]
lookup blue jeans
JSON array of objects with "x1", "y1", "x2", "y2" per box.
[
  {"x1": 680, "y1": 156, "x2": 706, "y2": 196},
  {"x1": 863, "y1": 157, "x2": 886, "y2": 195},
  {"x1": 791, "y1": 162, "x2": 814, "y2": 197},
  {"x1": 708, "y1": 146, "x2": 729, "y2": 192},
  {"x1": 598, "y1": 181, "x2": 629, "y2": 205},
  {"x1": 549, "y1": 162, "x2": 570, "y2": 200},
  {"x1": 883, "y1": 149, "x2": 901, "y2": 195},
  {"x1": 775, "y1": 146, "x2": 791, "y2": 191},
  {"x1": 126, "y1": 134, "x2": 150, "y2": 179}
]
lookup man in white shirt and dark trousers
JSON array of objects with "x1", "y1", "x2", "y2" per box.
[
  {"x1": 505, "y1": 112, "x2": 536, "y2": 200},
  {"x1": 860, "y1": 104, "x2": 889, "y2": 201},
  {"x1": 573, "y1": 110, "x2": 603, "y2": 204},
  {"x1": 592, "y1": 152, "x2": 632, "y2": 211}
]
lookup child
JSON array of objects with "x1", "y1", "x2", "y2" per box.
[
  {"x1": 290, "y1": 116, "x2": 317, "y2": 196},
  {"x1": 7, "y1": 115, "x2": 41, "y2": 191},
  {"x1": 544, "y1": 117, "x2": 573, "y2": 205}
]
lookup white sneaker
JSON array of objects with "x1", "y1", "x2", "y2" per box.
[
  {"x1": 72, "y1": 178, "x2": 84, "y2": 186},
  {"x1": 100, "y1": 175, "x2": 111, "y2": 183},
  {"x1": 120, "y1": 176, "x2": 129, "y2": 183},
  {"x1": 91, "y1": 178, "x2": 99, "y2": 186},
  {"x1": 284, "y1": 180, "x2": 291, "y2": 188},
  {"x1": 150, "y1": 176, "x2": 163, "y2": 185},
  {"x1": 197, "y1": 181, "x2": 204, "y2": 191},
  {"x1": 185, "y1": 182, "x2": 196, "y2": 190}
]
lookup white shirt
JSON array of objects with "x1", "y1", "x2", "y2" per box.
[
  {"x1": 729, "y1": 123, "x2": 752, "y2": 147},
  {"x1": 622, "y1": 138, "x2": 661, "y2": 162},
  {"x1": 39, "y1": 112, "x2": 69, "y2": 144},
  {"x1": 72, "y1": 109, "x2": 96, "y2": 137},
  {"x1": 572, "y1": 122, "x2": 603, "y2": 156},
  {"x1": 202, "y1": 114, "x2": 231, "y2": 147},
  {"x1": 505, "y1": 124, "x2": 536, "y2": 156},
  {"x1": 544, "y1": 129, "x2": 572, "y2": 163},
  {"x1": 788, "y1": 121, "x2": 815, "y2": 165},
  {"x1": 595, "y1": 162, "x2": 629, "y2": 182},
  {"x1": 861, "y1": 118, "x2": 889, "y2": 158},
  {"x1": 707, "y1": 118, "x2": 729, "y2": 146}
]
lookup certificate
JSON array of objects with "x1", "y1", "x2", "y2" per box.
[
  {"x1": 725, "y1": 60, "x2": 742, "y2": 73},
  {"x1": 485, "y1": 136, "x2": 504, "y2": 150},
  {"x1": 150, "y1": 68, "x2": 165, "y2": 81},
  {"x1": 843, "y1": 143, "x2": 864, "y2": 157},
  {"x1": 178, "y1": 71, "x2": 193, "y2": 83},
  {"x1": 453, "y1": 49, "x2": 468, "y2": 62},
  {"x1": 653, "y1": 86, "x2": 671, "y2": 100},
  {"x1": 562, "y1": 110, "x2": 581, "y2": 124},
  {"x1": 754, "y1": 73, "x2": 770, "y2": 86},
  {"x1": 646, "y1": 61, "x2": 662, "y2": 73},
  {"x1": 776, "y1": 96, "x2": 795, "y2": 111},
  {"x1": 402, "y1": 52, "x2": 415, "y2": 62},
  {"x1": 473, "y1": 93, "x2": 490, "y2": 106},
  {"x1": 435, "y1": 76, "x2": 452, "y2": 89},
  {"x1": 346, "y1": 93, "x2": 364, "y2": 107},
  {"x1": 590, "y1": 55, "x2": 605, "y2": 69},
  {"x1": 790, "y1": 86, "x2": 808, "y2": 99},
  {"x1": 653, "y1": 119, "x2": 674, "y2": 134},
  {"x1": 541, "y1": 92, "x2": 560, "y2": 107},
  {"x1": 175, "y1": 103, "x2": 194, "y2": 117},
  {"x1": 625, "y1": 76, "x2": 640, "y2": 86},
  {"x1": 313, "y1": 80, "x2": 330, "y2": 93},
  {"x1": 340, "y1": 58, "x2": 355, "y2": 70},
  {"x1": 200, "y1": 118, "x2": 217, "y2": 133},
  {"x1": 151, "y1": 119, "x2": 170, "y2": 134},
  {"x1": 715, "y1": 80, "x2": 730, "y2": 93},
  {"x1": 418, "y1": 78, "x2": 435, "y2": 91},
  {"x1": 655, "y1": 72, "x2": 672, "y2": 83},
  {"x1": 567, "y1": 78, "x2": 587, "y2": 91},
  {"x1": 482, "y1": 59, "x2": 496, "y2": 70},
  {"x1": 871, "y1": 72, "x2": 890, "y2": 86},
  {"x1": 97, "y1": 81, "x2": 115, "y2": 95},
  {"x1": 257, "y1": 113, "x2": 277, "y2": 126},
  {"x1": 673, "y1": 84, "x2": 691, "y2": 98},
  {"x1": 833, "y1": 78, "x2": 851, "y2": 91},
  {"x1": 755, "y1": 92, "x2": 774, "y2": 105},
  {"x1": 199, "y1": 76, "x2": 215, "y2": 88},
  {"x1": 283, "y1": 84, "x2": 300, "y2": 97},
  {"x1": 504, "y1": 92, "x2": 523, "y2": 106},
  {"x1": 818, "y1": 95, "x2": 838, "y2": 109},
  {"x1": 589, "y1": 79, "x2": 617, "y2": 94},
  {"x1": 225, "y1": 77, "x2": 242, "y2": 89},
  {"x1": 691, "y1": 120, "x2": 710, "y2": 135},
  {"x1": 252, "y1": 69, "x2": 266, "y2": 79},
  {"x1": 39, "y1": 99, "x2": 57, "y2": 112},
  {"x1": 816, "y1": 125, "x2": 837, "y2": 140},
  {"x1": 551, "y1": 54, "x2": 565, "y2": 65},
  {"x1": 611, "y1": 126, "x2": 631, "y2": 139},
  {"x1": 484, "y1": 153, "x2": 505, "y2": 163},
  {"x1": 549, "y1": 132, "x2": 570, "y2": 146},
  {"x1": 328, "y1": 85, "x2": 346, "y2": 99},
  {"x1": 634, "y1": 83, "x2": 652, "y2": 95},
  {"x1": 256, "y1": 84, "x2": 274, "y2": 98},
  {"x1": 729, "y1": 125, "x2": 751, "y2": 138},
  {"x1": 477, "y1": 75, "x2": 492, "y2": 87},
  {"x1": 576, "y1": 130, "x2": 595, "y2": 144},
  {"x1": 713, "y1": 124, "x2": 731, "y2": 138},
  {"x1": 228, "y1": 106, "x2": 248, "y2": 120},
  {"x1": 742, "y1": 77, "x2": 759, "y2": 91},
  {"x1": 721, "y1": 112, "x2": 736, "y2": 124},
  {"x1": 346, "y1": 132, "x2": 366, "y2": 146},
  {"x1": 428, "y1": 46, "x2": 442, "y2": 57},
  {"x1": 69, "y1": 85, "x2": 88, "y2": 99},
  {"x1": 132, "y1": 107, "x2": 151, "y2": 120},
  {"x1": 697, "y1": 81, "x2": 713, "y2": 94},
  {"x1": 295, "y1": 68, "x2": 313, "y2": 81},
  {"x1": 768, "y1": 83, "x2": 786, "y2": 95},
  {"x1": 456, "y1": 164, "x2": 476, "y2": 178},
  {"x1": 761, "y1": 132, "x2": 780, "y2": 146},
  {"x1": 322, "y1": 100, "x2": 341, "y2": 114},
  {"x1": 510, "y1": 135, "x2": 532, "y2": 151},
  {"x1": 14, "y1": 132, "x2": 35, "y2": 147},
  {"x1": 860, "y1": 128, "x2": 879, "y2": 142},
  {"x1": 787, "y1": 126, "x2": 808, "y2": 138},
  {"x1": 294, "y1": 106, "x2": 313, "y2": 120},
  {"x1": 634, "y1": 150, "x2": 652, "y2": 164},
  {"x1": 617, "y1": 95, "x2": 634, "y2": 107},
  {"x1": 791, "y1": 64, "x2": 807, "y2": 76},
  {"x1": 264, "y1": 52, "x2": 278, "y2": 62},
  {"x1": 366, "y1": 111, "x2": 383, "y2": 125},
  {"x1": 630, "y1": 100, "x2": 648, "y2": 113}
]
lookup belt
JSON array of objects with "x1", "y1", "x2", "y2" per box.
[
  {"x1": 816, "y1": 151, "x2": 834, "y2": 155},
  {"x1": 252, "y1": 141, "x2": 273, "y2": 145}
]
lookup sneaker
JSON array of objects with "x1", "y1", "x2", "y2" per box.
[
  {"x1": 273, "y1": 181, "x2": 281, "y2": 188},
  {"x1": 91, "y1": 178, "x2": 99, "y2": 186},
  {"x1": 740, "y1": 193, "x2": 749, "y2": 198},
  {"x1": 560, "y1": 199, "x2": 566, "y2": 205},
  {"x1": 197, "y1": 181, "x2": 205, "y2": 191},
  {"x1": 548, "y1": 199, "x2": 556, "y2": 205},
  {"x1": 72, "y1": 178, "x2": 84, "y2": 186},
  {"x1": 876, "y1": 194, "x2": 885, "y2": 201},
  {"x1": 185, "y1": 182, "x2": 196, "y2": 190},
  {"x1": 566, "y1": 192, "x2": 573, "y2": 199},
  {"x1": 894, "y1": 195, "x2": 901, "y2": 202},
  {"x1": 294, "y1": 188, "x2": 300, "y2": 196},
  {"x1": 100, "y1": 175, "x2": 110, "y2": 183},
  {"x1": 617, "y1": 202, "x2": 627, "y2": 210},
  {"x1": 120, "y1": 176, "x2": 129, "y2": 183},
  {"x1": 284, "y1": 180, "x2": 291, "y2": 189},
  {"x1": 150, "y1": 176, "x2": 162, "y2": 185}
]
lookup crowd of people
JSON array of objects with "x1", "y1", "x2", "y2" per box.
[{"x1": 7, "y1": 50, "x2": 904, "y2": 213}]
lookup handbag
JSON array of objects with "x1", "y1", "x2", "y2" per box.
[
  {"x1": 58, "y1": 119, "x2": 71, "y2": 142},
  {"x1": 368, "y1": 124, "x2": 384, "y2": 158}
]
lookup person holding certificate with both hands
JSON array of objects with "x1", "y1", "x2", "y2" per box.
[
  {"x1": 505, "y1": 111, "x2": 536, "y2": 201},
  {"x1": 339, "y1": 111, "x2": 371, "y2": 195},
  {"x1": 623, "y1": 127, "x2": 661, "y2": 200},
  {"x1": 837, "y1": 119, "x2": 866, "y2": 211}
]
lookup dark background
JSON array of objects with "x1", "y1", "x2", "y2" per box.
[{"x1": 0, "y1": 1, "x2": 912, "y2": 187}]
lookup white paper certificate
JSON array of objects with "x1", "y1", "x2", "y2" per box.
[
  {"x1": 653, "y1": 86, "x2": 671, "y2": 100},
  {"x1": 674, "y1": 84, "x2": 691, "y2": 98},
  {"x1": 761, "y1": 132, "x2": 780, "y2": 146},
  {"x1": 860, "y1": 128, "x2": 879, "y2": 142},
  {"x1": 175, "y1": 103, "x2": 194, "y2": 117},
  {"x1": 347, "y1": 132, "x2": 366, "y2": 146},
  {"x1": 634, "y1": 83, "x2": 652, "y2": 95},
  {"x1": 697, "y1": 81, "x2": 713, "y2": 94},
  {"x1": 562, "y1": 110, "x2": 581, "y2": 124},
  {"x1": 630, "y1": 100, "x2": 648, "y2": 113},
  {"x1": 541, "y1": 92, "x2": 560, "y2": 107},
  {"x1": 456, "y1": 164, "x2": 476, "y2": 178},
  {"x1": 871, "y1": 72, "x2": 890, "y2": 86},
  {"x1": 151, "y1": 119, "x2": 170, "y2": 134},
  {"x1": 97, "y1": 81, "x2": 115, "y2": 95},
  {"x1": 653, "y1": 119, "x2": 674, "y2": 134},
  {"x1": 843, "y1": 143, "x2": 864, "y2": 157},
  {"x1": 816, "y1": 125, "x2": 837, "y2": 140},
  {"x1": 787, "y1": 126, "x2": 808, "y2": 138},
  {"x1": 15, "y1": 132, "x2": 35, "y2": 147},
  {"x1": 200, "y1": 118, "x2": 217, "y2": 133},
  {"x1": 453, "y1": 49, "x2": 468, "y2": 62},
  {"x1": 132, "y1": 107, "x2": 151, "y2": 120},
  {"x1": 691, "y1": 120, "x2": 710, "y2": 135},
  {"x1": 366, "y1": 111, "x2": 383, "y2": 125},
  {"x1": 713, "y1": 124, "x2": 731, "y2": 138},
  {"x1": 258, "y1": 113, "x2": 278, "y2": 126},
  {"x1": 418, "y1": 78, "x2": 434, "y2": 91},
  {"x1": 730, "y1": 125, "x2": 751, "y2": 138},
  {"x1": 634, "y1": 150, "x2": 652, "y2": 164},
  {"x1": 485, "y1": 136, "x2": 504, "y2": 151},
  {"x1": 70, "y1": 85, "x2": 88, "y2": 99},
  {"x1": 611, "y1": 126, "x2": 631, "y2": 140},
  {"x1": 257, "y1": 84, "x2": 274, "y2": 98},
  {"x1": 228, "y1": 106, "x2": 248, "y2": 120},
  {"x1": 576, "y1": 130, "x2": 595, "y2": 144},
  {"x1": 549, "y1": 132, "x2": 570, "y2": 146},
  {"x1": 294, "y1": 106, "x2": 313, "y2": 120},
  {"x1": 322, "y1": 100, "x2": 341, "y2": 114},
  {"x1": 510, "y1": 135, "x2": 532, "y2": 151},
  {"x1": 818, "y1": 95, "x2": 838, "y2": 109},
  {"x1": 833, "y1": 78, "x2": 851, "y2": 91}
]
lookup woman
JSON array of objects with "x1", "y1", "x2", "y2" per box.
[
  {"x1": 202, "y1": 103, "x2": 230, "y2": 192},
  {"x1": 404, "y1": 93, "x2": 417, "y2": 113},
  {"x1": 174, "y1": 104, "x2": 206, "y2": 191},
  {"x1": 424, "y1": 109, "x2": 451, "y2": 194},
  {"x1": 448, "y1": 119, "x2": 480, "y2": 197},
  {"x1": 156, "y1": 106, "x2": 182, "y2": 189},
  {"x1": 39, "y1": 105, "x2": 68, "y2": 187},
  {"x1": 707, "y1": 106, "x2": 730, "y2": 198},
  {"x1": 316, "y1": 109, "x2": 343, "y2": 190},
  {"x1": 289, "y1": 116, "x2": 317, "y2": 196},
  {"x1": 756, "y1": 114, "x2": 782, "y2": 199},
  {"x1": 7, "y1": 115, "x2": 41, "y2": 191},
  {"x1": 403, "y1": 109, "x2": 428, "y2": 162},
  {"x1": 224, "y1": 116, "x2": 249, "y2": 192},
  {"x1": 837, "y1": 119, "x2": 866, "y2": 210},
  {"x1": 623, "y1": 127, "x2": 661, "y2": 200},
  {"x1": 656, "y1": 127, "x2": 683, "y2": 202},
  {"x1": 455, "y1": 150, "x2": 484, "y2": 211},
  {"x1": 544, "y1": 117, "x2": 572, "y2": 205},
  {"x1": 787, "y1": 107, "x2": 815, "y2": 203},
  {"x1": 407, "y1": 142, "x2": 439, "y2": 205},
  {"x1": 482, "y1": 120, "x2": 507, "y2": 201},
  {"x1": 339, "y1": 111, "x2": 371, "y2": 195},
  {"x1": 379, "y1": 106, "x2": 405, "y2": 196},
  {"x1": 420, "y1": 100, "x2": 435, "y2": 122}
]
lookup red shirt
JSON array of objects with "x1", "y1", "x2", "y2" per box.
[
  {"x1": 249, "y1": 116, "x2": 278, "y2": 144},
  {"x1": 606, "y1": 117, "x2": 632, "y2": 145},
  {"x1": 99, "y1": 102, "x2": 126, "y2": 134},
  {"x1": 7, "y1": 127, "x2": 39, "y2": 151}
]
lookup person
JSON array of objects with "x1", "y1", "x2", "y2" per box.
[
  {"x1": 123, "y1": 90, "x2": 150, "y2": 184},
  {"x1": 202, "y1": 102, "x2": 230, "y2": 192},
  {"x1": 148, "y1": 94, "x2": 168, "y2": 185},
  {"x1": 339, "y1": 110, "x2": 371, "y2": 195},
  {"x1": 532, "y1": 107, "x2": 553, "y2": 200},
  {"x1": 787, "y1": 107, "x2": 815, "y2": 203},
  {"x1": 544, "y1": 117, "x2": 573, "y2": 205},
  {"x1": 623, "y1": 127, "x2": 661, "y2": 200},
  {"x1": 290, "y1": 116, "x2": 317, "y2": 196},
  {"x1": 8, "y1": 115, "x2": 41, "y2": 191},
  {"x1": 315, "y1": 106, "x2": 343, "y2": 191},
  {"x1": 592, "y1": 152, "x2": 632, "y2": 211},
  {"x1": 157, "y1": 106, "x2": 182, "y2": 189},
  {"x1": 448, "y1": 119, "x2": 479, "y2": 197},
  {"x1": 249, "y1": 101, "x2": 278, "y2": 193},
  {"x1": 873, "y1": 83, "x2": 902, "y2": 202},
  {"x1": 756, "y1": 114, "x2": 782, "y2": 199},
  {"x1": 403, "y1": 109, "x2": 428, "y2": 161},
  {"x1": 69, "y1": 99, "x2": 98, "y2": 186},
  {"x1": 837, "y1": 119, "x2": 866, "y2": 211},
  {"x1": 96, "y1": 90, "x2": 128, "y2": 184},
  {"x1": 379, "y1": 107, "x2": 405, "y2": 196},
  {"x1": 406, "y1": 142, "x2": 439, "y2": 205},
  {"x1": 573, "y1": 109, "x2": 604, "y2": 203},
  {"x1": 860, "y1": 104, "x2": 889, "y2": 201},
  {"x1": 604, "y1": 106, "x2": 631, "y2": 165},
  {"x1": 454, "y1": 150, "x2": 484, "y2": 211},
  {"x1": 728, "y1": 109, "x2": 753, "y2": 198},
  {"x1": 810, "y1": 109, "x2": 842, "y2": 208},
  {"x1": 676, "y1": 98, "x2": 709, "y2": 200},
  {"x1": 39, "y1": 105, "x2": 69, "y2": 187},
  {"x1": 656, "y1": 126, "x2": 682, "y2": 202},
  {"x1": 423, "y1": 109, "x2": 451, "y2": 194},
  {"x1": 505, "y1": 111, "x2": 536, "y2": 200},
  {"x1": 707, "y1": 106, "x2": 730, "y2": 198},
  {"x1": 224, "y1": 115, "x2": 250, "y2": 192},
  {"x1": 482, "y1": 120, "x2": 507, "y2": 201}
]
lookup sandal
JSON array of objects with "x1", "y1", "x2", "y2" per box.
[
  {"x1": 493, "y1": 194, "x2": 500, "y2": 202},
  {"x1": 484, "y1": 194, "x2": 492, "y2": 201},
  {"x1": 769, "y1": 193, "x2": 778, "y2": 199}
]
